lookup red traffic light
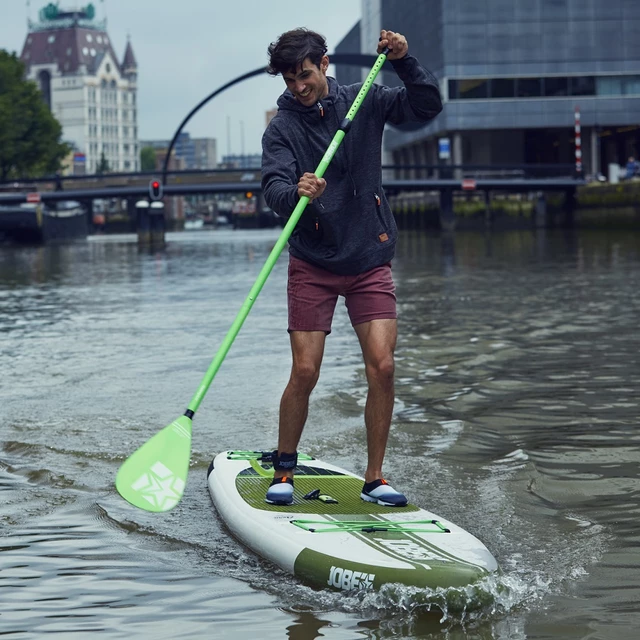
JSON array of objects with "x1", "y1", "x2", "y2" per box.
[{"x1": 149, "y1": 179, "x2": 163, "y2": 201}]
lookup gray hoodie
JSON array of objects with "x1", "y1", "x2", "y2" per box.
[{"x1": 261, "y1": 55, "x2": 442, "y2": 275}]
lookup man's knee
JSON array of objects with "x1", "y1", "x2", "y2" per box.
[
  {"x1": 366, "y1": 354, "x2": 395, "y2": 383},
  {"x1": 291, "y1": 360, "x2": 321, "y2": 392}
]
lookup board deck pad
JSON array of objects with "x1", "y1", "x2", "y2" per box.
[
  {"x1": 208, "y1": 451, "x2": 499, "y2": 592},
  {"x1": 236, "y1": 465, "x2": 420, "y2": 514}
]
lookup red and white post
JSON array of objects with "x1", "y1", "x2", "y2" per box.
[{"x1": 574, "y1": 106, "x2": 582, "y2": 176}]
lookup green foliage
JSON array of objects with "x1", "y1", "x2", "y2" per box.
[
  {"x1": 577, "y1": 181, "x2": 640, "y2": 207},
  {"x1": 96, "y1": 151, "x2": 110, "y2": 174},
  {"x1": 0, "y1": 50, "x2": 70, "y2": 180},
  {"x1": 140, "y1": 146, "x2": 157, "y2": 172},
  {"x1": 454, "y1": 198, "x2": 533, "y2": 217}
]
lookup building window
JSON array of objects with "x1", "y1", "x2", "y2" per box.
[
  {"x1": 570, "y1": 76, "x2": 596, "y2": 96},
  {"x1": 597, "y1": 76, "x2": 621, "y2": 96},
  {"x1": 38, "y1": 70, "x2": 52, "y2": 110},
  {"x1": 448, "y1": 74, "x2": 636, "y2": 100},
  {"x1": 459, "y1": 79, "x2": 488, "y2": 99},
  {"x1": 516, "y1": 78, "x2": 542, "y2": 98},
  {"x1": 491, "y1": 78, "x2": 515, "y2": 98},
  {"x1": 623, "y1": 76, "x2": 640, "y2": 95},
  {"x1": 544, "y1": 77, "x2": 569, "y2": 97}
]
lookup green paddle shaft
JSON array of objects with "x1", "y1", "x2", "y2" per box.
[{"x1": 186, "y1": 50, "x2": 389, "y2": 415}]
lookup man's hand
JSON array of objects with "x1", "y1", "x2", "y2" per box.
[
  {"x1": 297, "y1": 172, "x2": 326, "y2": 200},
  {"x1": 377, "y1": 29, "x2": 408, "y2": 60}
]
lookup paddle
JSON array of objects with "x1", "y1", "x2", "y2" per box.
[{"x1": 115, "y1": 48, "x2": 390, "y2": 512}]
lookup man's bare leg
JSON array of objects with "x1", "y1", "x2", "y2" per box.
[
  {"x1": 353, "y1": 319, "x2": 397, "y2": 483},
  {"x1": 274, "y1": 330, "x2": 326, "y2": 479}
]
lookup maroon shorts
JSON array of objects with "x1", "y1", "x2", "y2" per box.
[{"x1": 287, "y1": 255, "x2": 397, "y2": 333}]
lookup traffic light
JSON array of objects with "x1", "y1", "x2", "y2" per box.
[
  {"x1": 149, "y1": 179, "x2": 163, "y2": 201},
  {"x1": 245, "y1": 191, "x2": 253, "y2": 199}
]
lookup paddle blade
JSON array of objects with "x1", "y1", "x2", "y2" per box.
[{"x1": 115, "y1": 415, "x2": 192, "y2": 512}]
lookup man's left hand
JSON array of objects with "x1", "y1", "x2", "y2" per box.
[{"x1": 378, "y1": 30, "x2": 408, "y2": 60}]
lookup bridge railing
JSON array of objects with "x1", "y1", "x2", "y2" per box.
[
  {"x1": 386, "y1": 163, "x2": 577, "y2": 181},
  {"x1": 0, "y1": 164, "x2": 579, "y2": 192}
]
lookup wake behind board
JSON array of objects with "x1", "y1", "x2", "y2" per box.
[{"x1": 207, "y1": 451, "x2": 499, "y2": 592}]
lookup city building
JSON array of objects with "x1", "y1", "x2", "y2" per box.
[
  {"x1": 19, "y1": 3, "x2": 139, "y2": 174},
  {"x1": 220, "y1": 154, "x2": 262, "y2": 169},
  {"x1": 193, "y1": 137, "x2": 217, "y2": 170},
  {"x1": 265, "y1": 108, "x2": 278, "y2": 128},
  {"x1": 140, "y1": 133, "x2": 217, "y2": 170},
  {"x1": 335, "y1": 0, "x2": 640, "y2": 176}
]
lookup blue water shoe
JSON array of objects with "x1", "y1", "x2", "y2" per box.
[{"x1": 360, "y1": 478, "x2": 407, "y2": 507}]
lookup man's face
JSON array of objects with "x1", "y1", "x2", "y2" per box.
[{"x1": 283, "y1": 56, "x2": 329, "y2": 107}]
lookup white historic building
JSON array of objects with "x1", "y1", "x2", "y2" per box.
[{"x1": 20, "y1": 3, "x2": 139, "y2": 174}]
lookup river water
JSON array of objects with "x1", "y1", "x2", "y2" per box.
[{"x1": 1, "y1": 227, "x2": 639, "y2": 639}]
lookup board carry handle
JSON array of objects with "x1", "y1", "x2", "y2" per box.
[{"x1": 290, "y1": 519, "x2": 451, "y2": 534}]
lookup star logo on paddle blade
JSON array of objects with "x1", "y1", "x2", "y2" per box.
[{"x1": 131, "y1": 461, "x2": 185, "y2": 511}]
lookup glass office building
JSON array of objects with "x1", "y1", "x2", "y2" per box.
[{"x1": 335, "y1": 0, "x2": 640, "y2": 175}]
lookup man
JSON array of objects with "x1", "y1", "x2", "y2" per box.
[{"x1": 261, "y1": 27, "x2": 442, "y2": 506}]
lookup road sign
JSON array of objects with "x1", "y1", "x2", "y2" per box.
[
  {"x1": 462, "y1": 179, "x2": 477, "y2": 191},
  {"x1": 438, "y1": 138, "x2": 451, "y2": 160},
  {"x1": 26, "y1": 192, "x2": 41, "y2": 203}
]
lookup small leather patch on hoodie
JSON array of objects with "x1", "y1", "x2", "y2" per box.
[{"x1": 379, "y1": 233, "x2": 389, "y2": 242}]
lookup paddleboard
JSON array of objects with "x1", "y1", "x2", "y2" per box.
[{"x1": 207, "y1": 450, "x2": 499, "y2": 592}]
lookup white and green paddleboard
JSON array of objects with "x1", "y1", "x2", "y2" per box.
[{"x1": 207, "y1": 451, "x2": 499, "y2": 592}]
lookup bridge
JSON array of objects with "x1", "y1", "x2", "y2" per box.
[
  {"x1": 0, "y1": 164, "x2": 583, "y2": 205},
  {"x1": 0, "y1": 166, "x2": 584, "y2": 242}
]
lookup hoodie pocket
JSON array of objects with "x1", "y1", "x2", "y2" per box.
[{"x1": 318, "y1": 192, "x2": 393, "y2": 256}]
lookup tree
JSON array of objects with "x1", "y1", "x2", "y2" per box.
[
  {"x1": 0, "y1": 50, "x2": 70, "y2": 181},
  {"x1": 140, "y1": 146, "x2": 157, "y2": 172},
  {"x1": 96, "y1": 151, "x2": 110, "y2": 174}
]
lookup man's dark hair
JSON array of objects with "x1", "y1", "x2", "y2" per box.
[{"x1": 267, "y1": 28, "x2": 328, "y2": 76}]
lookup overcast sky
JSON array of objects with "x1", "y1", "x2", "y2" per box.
[{"x1": 0, "y1": 0, "x2": 362, "y2": 156}]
